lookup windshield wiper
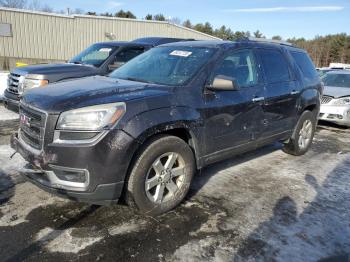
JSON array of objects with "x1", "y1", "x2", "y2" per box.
[{"x1": 123, "y1": 77, "x2": 155, "y2": 84}]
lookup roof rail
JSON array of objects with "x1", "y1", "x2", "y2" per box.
[{"x1": 247, "y1": 37, "x2": 294, "y2": 46}]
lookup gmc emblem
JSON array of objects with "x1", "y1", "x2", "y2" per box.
[{"x1": 20, "y1": 114, "x2": 31, "y2": 127}]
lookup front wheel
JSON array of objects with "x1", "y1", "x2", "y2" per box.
[
  {"x1": 126, "y1": 135, "x2": 195, "y2": 216},
  {"x1": 283, "y1": 111, "x2": 317, "y2": 156}
]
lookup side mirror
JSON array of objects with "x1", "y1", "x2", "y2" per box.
[{"x1": 208, "y1": 75, "x2": 240, "y2": 91}]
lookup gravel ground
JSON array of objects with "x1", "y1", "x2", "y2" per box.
[{"x1": 0, "y1": 104, "x2": 350, "y2": 262}]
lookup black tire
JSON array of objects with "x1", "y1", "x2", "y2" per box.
[
  {"x1": 283, "y1": 110, "x2": 317, "y2": 156},
  {"x1": 126, "y1": 135, "x2": 195, "y2": 216}
]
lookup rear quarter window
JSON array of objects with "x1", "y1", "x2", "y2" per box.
[
  {"x1": 259, "y1": 49, "x2": 291, "y2": 83},
  {"x1": 290, "y1": 51, "x2": 319, "y2": 84}
]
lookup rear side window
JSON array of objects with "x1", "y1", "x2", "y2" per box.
[
  {"x1": 290, "y1": 51, "x2": 319, "y2": 84},
  {"x1": 259, "y1": 49, "x2": 291, "y2": 83},
  {"x1": 115, "y1": 48, "x2": 144, "y2": 63}
]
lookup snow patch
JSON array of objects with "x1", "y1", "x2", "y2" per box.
[
  {"x1": 0, "y1": 183, "x2": 67, "y2": 226},
  {"x1": 108, "y1": 219, "x2": 148, "y2": 236},
  {"x1": 0, "y1": 104, "x2": 18, "y2": 121},
  {"x1": 0, "y1": 72, "x2": 9, "y2": 100},
  {"x1": 36, "y1": 227, "x2": 103, "y2": 253},
  {"x1": 0, "y1": 145, "x2": 26, "y2": 175}
]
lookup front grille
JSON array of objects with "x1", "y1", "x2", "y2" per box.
[
  {"x1": 321, "y1": 95, "x2": 333, "y2": 104},
  {"x1": 19, "y1": 104, "x2": 47, "y2": 150},
  {"x1": 7, "y1": 73, "x2": 22, "y2": 94}
]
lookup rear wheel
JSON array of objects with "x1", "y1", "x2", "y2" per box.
[
  {"x1": 126, "y1": 135, "x2": 195, "y2": 216},
  {"x1": 283, "y1": 111, "x2": 316, "y2": 156}
]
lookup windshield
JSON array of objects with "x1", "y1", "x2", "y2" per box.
[
  {"x1": 69, "y1": 44, "x2": 118, "y2": 67},
  {"x1": 110, "y1": 46, "x2": 216, "y2": 86},
  {"x1": 322, "y1": 73, "x2": 350, "y2": 88}
]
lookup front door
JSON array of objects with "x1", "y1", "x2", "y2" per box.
[{"x1": 203, "y1": 49, "x2": 265, "y2": 157}]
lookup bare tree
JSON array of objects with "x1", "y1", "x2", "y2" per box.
[
  {"x1": 168, "y1": 17, "x2": 181, "y2": 25},
  {"x1": 26, "y1": 0, "x2": 53, "y2": 12},
  {"x1": 40, "y1": 4, "x2": 52, "y2": 12},
  {"x1": 27, "y1": 0, "x2": 39, "y2": 10},
  {"x1": 73, "y1": 8, "x2": 84, "y2": 14},
  {"x1": 0, "y1": 0, "x2": 27, "y2": 8},
  {"x1": 182, "y1": 19, "x2": 192, "y2": 28}
]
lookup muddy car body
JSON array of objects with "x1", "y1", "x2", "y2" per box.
[{"x1": 12, "y1": 39, "x2": 322, "y2": 215}]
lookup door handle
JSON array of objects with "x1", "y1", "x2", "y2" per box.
[
  {"x1": 290, "y1": 90, "x2": 300, "y2": 95},
  {"x1": 252, "y1": 97, "x2": 265, "y2": 102}
]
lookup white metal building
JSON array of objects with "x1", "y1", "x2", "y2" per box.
[{"x1": 0, "y1": 7, "x2": 219, "y2": 70}]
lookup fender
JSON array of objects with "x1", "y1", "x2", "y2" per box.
[
  {"x1": 121, "y1": 106, "x2": 205, "y2": 162},
  {"x1": 298, "y1": 87, "x2": 321, "y2": 115}
]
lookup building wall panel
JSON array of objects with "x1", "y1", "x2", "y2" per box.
[{"x1": 0, "y1": 7, "x2": 218, "y2": 63}]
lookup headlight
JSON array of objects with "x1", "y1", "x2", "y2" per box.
[
  {"x1": 22, "y1": 78, "x2": 49, "y2": 91},
  {"x1": 333, "y1": 97, "x2": 350, "y2": 106},
  {"x1": 56, "y1": 102, "x2": 126, "y2": 131}
]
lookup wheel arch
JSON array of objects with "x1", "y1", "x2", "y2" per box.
[{"x1": 299, "y1": 88, "x2": 321, "y2": 116}]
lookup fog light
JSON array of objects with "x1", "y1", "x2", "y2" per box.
[{"x1": 51, "y1": 167, "x2": 87, "y2": 183}]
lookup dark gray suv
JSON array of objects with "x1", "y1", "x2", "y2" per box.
[{"x1": 12, "y1": 39, "x2": 322, "y2": 215}]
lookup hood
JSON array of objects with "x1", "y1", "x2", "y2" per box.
[
  {"x1": 12, "y1": 63, "x2": 98, "y2": 79},
  {"x1": 323, "y1": 85, "x2": 350, "y2": 98},
  {"x1": 22, "y1": 76, "x2": 172, "y2": 113}
]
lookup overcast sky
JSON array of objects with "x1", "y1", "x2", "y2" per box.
[{"x1": 40, "y1": 0, "x2": 350, "y2": 39}]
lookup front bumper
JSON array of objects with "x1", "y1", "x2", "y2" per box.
[
  {"x1": 3, "y1": 89, "x2": 20, "y2": 112},
  {"x1": 319, "y1": 104, "x2": 350, "y2": 126},
  {"x1": 11, "y1": 129, "x2": 139, "y2": 205}
]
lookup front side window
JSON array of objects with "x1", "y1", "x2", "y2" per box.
[
  {"x1": 110, "y1": 46, "x2": 216, "y2": 86},
  {"x1": 322, "y1": 73, "x2": 350, "y2": 88},
  {"x1": 211, "y1": 49, "x2": 258, "y2": 87},
  {"x1": 259, "y1": 49, "x2": 291, "y2": 83},
  {"x1": 69, "y1": 44, "x2": 118, "y2": 67}
]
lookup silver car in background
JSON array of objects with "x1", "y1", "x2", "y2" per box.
[{"x1": 319, "y1": 70, "x2": 350, "y2": 126}]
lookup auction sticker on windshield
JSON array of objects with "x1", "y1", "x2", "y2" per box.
[
  {"x1": 99, "y1": 48, "x2": 112, "y2": 52},
  {"x1": 170, "y1": 50, "x2": 192, "y2": 57}
]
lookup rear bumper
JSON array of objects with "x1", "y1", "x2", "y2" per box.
[{"x1": 319, "y1": 104, "x2": 350, "y2": 126}]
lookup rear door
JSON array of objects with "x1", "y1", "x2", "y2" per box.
[
  {"x1": 257, "y1": 48, "x2": 300, "y2": 138},
  {"x1": 203, "y1": 48, "x2": 265, "y2": 156}
]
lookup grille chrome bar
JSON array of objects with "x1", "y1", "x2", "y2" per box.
[
  {"x1": 321, "y1": 95, "x2": 333, "y2": 104},
  {"x1": 7, "y1": 73, "x2": 23, "y2": 94},
  {"x1": 19, "y1": 103, "x2": 47, "y2": 151}
]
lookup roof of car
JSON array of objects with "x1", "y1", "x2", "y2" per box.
[
  {"x1": 326, "y1": 70, "x2": 350, "y2": 75},
  {"x1": 132, "y1": 37, "x2": 194, "y2": 46},
  {"x1": 161, "y1": 40, "x2": 303, "y2": 50},
  {"x1": 94, "y1": 37, "x2": 194, "y2": 47},
  {"x1": 161, "y1": 40, "x2": 232, "y2": 48},
  {"x1": 93, "y1": 41, "x2": 149, "y2": 47}
]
